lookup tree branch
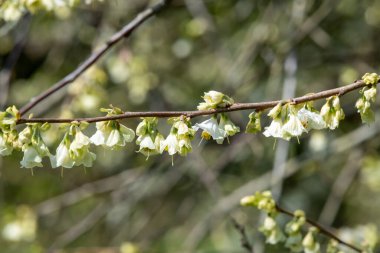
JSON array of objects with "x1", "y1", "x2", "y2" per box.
[
  {"x1": 17, "y1": 79, "x2": 372, "y2": 125},
  {"x1": 18, "y1": 0, "x2": 170, "y2": 116},
  {"x1": 231, "y1": 218, "x2": 254, "y2": 253},
  {"x1": 275, "y1": 204, "x2": 362, "y2": 252}
]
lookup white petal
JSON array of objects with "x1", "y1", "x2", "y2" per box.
[
  {"x1": 120, "y1": 125, "x2": 135, "y2": 142},
  {"x1": 106, "y1": 129, "x2": 123, "y2": 147},
  {"x1": 194, "y1": 118, "x2": 225, "y2": 142},
  {"x1": 139, "y1": 135, "x2": 156, "y2": 150},
  {"x1": 90, "y1": 130, "x2": 106, "y2": 146}
]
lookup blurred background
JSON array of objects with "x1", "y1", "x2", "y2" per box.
[{"x1": 1, "y1": 0, "x2": 380, "y2": 252}]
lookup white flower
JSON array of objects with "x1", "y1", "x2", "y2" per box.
[
  {"x1": 197, "y1": 90, "x2": 234, "y2": 110},
  {"x1": 70, "y1": 128, "x2": 96, "y2": 167},
  {"x1": 364, "y1": 86, "x2": 377, "y2": 101},
  {"x1": 219, "y1": 114, "x2": 240, "y2": 137},
  {"x1": 259, "y1": 216, "x2": 286, "y2": 245},
  {"x1": 302, "y1": 227, "x2": 321, "y2": 253},
  {"x1": 320, "y1": 96, "x2": 345, "y2": 130},
  {"x1": 90, "y1": 122, "x2": 109, "y2": 146},
  {"x1": 70, "y1": 130, "x2": 90, "y2": 153},
  {"x1": 90, "y1": 121, "x2": 134, "y2": 149},
  {"x1": 20, "y1": 146, "x2": 43, "y2": 168},
  {"x1": 204, "y1": 91, "x2": 224, "y2": 105},
  {"x1": 194, "y1": 117, "x2": 226, "y2": 144},
  {"x1": 51, "y1": 138, "x2": 74, "y2": 168},
  {"x1": 0, "y1": 132, "x2": 13, "y2": 156},
  {"x1": 297, "y1": 108, "x2": 326, "y2": 130},
  {"x1": 263, "y1": 118, "x2": 289, "y2": 140},
  {"x1": 282, "y1": 114, "x2": 307, "y2": 137},
  {"x1": 162, "y1": 132, "x2": 179, "y2": 156}
]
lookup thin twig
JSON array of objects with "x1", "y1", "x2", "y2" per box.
[
  {"x1": 231, "y1": 218, "x2": 254, "y2": 253},
  {"x1": 19, "y1": 0, "x2": 171, "y2": 116},
  {"x1": 17, "y1": 79, "x2": 372, "y2": 125},
  {"x1": 275, "y1": 204, "x2": 362, "y2": 252}
]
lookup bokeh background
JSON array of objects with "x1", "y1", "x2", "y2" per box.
[{"x1": 1, "y1": 0, "x2": 380, "y2": 252}]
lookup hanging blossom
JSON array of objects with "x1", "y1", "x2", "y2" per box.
[
  {"x1": 18, "y1": 123, "x2": 51, "y2": 169},
  {"x1": 284, "y1": 210, "x2": 306, "y2": 252},
  {"x1": 355, "y1": 73, "x2": 379, "y2": 124},
  {"x1": 160, "y1": 117, "x2": 195, "y2": 158},
  {"x1": 326, "y1": 240, "x2": 343, "y2": 253},
  {"x1": 320, "y1": 96, "x2": 345, "y2": 130},
  {"x1": 0, "y1": 106, "x2": 20, "y2": 156},
  {"x1": 136, "y1": 117, "x2": 164, "y2": 158},
  {"x1": 302, "y1": 227, "x2": 321, "y2": 253},
  {"x1": 90, "y1": 106, "x2": 135, "y2": 149},
  {"x1": 245, "y1": 111, "x2": 262, "y2": 134},
  {"x1": 297, "y1": 102, "x2": 326, "y2": 131},
  {"x1": 263, "y1": 103, "x2": 307, "y2": 140},
  {"x1": 240, "y1": 191, "x2": 285, "y2": 244},
  {"x1": 51, "y1": 122, "x2": 96, "y2": 168},
  {"x1": 197, "y1": 90, "x2": 234, "y2": 110},
  {"x1": 193, "y1": 114, "x2": 240, "y2": 144}
]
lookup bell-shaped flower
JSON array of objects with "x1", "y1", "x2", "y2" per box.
[
  {"x1": 320, "y1": 96, "x2": 345, "y2": 130},
  {"x1": 162, "y1": 132, "x2": 179, "y2": 156},
  {"x1": 70, "y1": 127, "x2": 96, "y2": 167},
  {"x1": 246, "y1": 111, "x2": 262, "y2": 134},
  {"x1": 297, "y1": 108, "x2": 326, "y2": 130},
  {"x1": 0, "y1": 131, "x2": 13, "y2": 156},
  {"x1": 282, "y1": 114, "x2": 306, "y2": 137},
  {"x1": 356, "y1": 85, "x2": 377, "y2": 124},
  {"x1": 20, "y1": 145, "x2": 43, "y2": 168},
  {"x1": 19, "y1": 124, "x2": 51, "y2": 168},
  {"x1": 285, "y1": 210, "x2": 306, "y2": 252},
  {"x1": 136, "y1": 118, "x2": 164, "y2": 157},
  {"x1": 197, "y1": 91, "x2": 234, "y2": 110},
  {"x1": 90, "y1": 121, "x2": 134, "y2": 149},
  {"x1": 161, "y1": 117, "x2": 195, "y2": 158},
  {"x1": 263, "y1": 118, "x2": 290, "y2": 140},
  {"x1": 193, "y1": 116, "x2": 226, "y2": 144},
  {"x1": 302, "y1": 227, "x2": 321, "y2": 253},
  {"x1": 259, "y1": 215, "x2": 286, "y2": 245},
  {"x1": 219, "y1": 114, "x2": 240, "y2": 141},
  {"x1": 51, "y1": 135, "x2": 75, "y2": 168}
]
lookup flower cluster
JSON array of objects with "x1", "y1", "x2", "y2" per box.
[
  {"x1": 263, "y1": 102, "x2": 326, "y2": 141},
  {"x1": 160, "y1": 117, "x2": 195, "y2": 158},
  {"x1": 355, "y1": 73, "x2": 378, "y2": 124},
  {"x1": 136, "y1": 117, "x2": 164, "y2": 158},
  {"x1": 241, "y1": 191, "x2": 285, "y2": 244},
  {"x1": 241, "y1": 191, "x2": 372, "y2": 253},
  {"x1": 1, "y1": 73, "x2": 379, "y2": 170},
  {"x1": 0, "y1": 106, "x2": 20, "y2": 156},
  {"x1": 194, "y1": 114, "x2": 240, "y2": 144},
  {"x1": 0, "y1": 0, "x2": 103, "y2": 22},
  {"x1": 320, "y1": 96, "x2": 345, "y2": 130}
]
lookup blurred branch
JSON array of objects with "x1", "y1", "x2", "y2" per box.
[
  {"x1": 231, "y1": 218, "x2": 254, "y2": 253},
  {"x1": 19, "y1": 0, "x2": 171, "y2": 116},
  {"x1": 271, "y1": 51, "x2": 298, "y2": 200},
  {"x1": 318, "y1": 150, "x2": 362, "y2": 225},
  {"x1": 276, "y1": 204, "x2": 362, "y2": 252},
  {"x1": 17, "y1": 79, "x2": 374, "y2": 124},
  {"x1": 0, "y1": 14, "x2": 30, "y2": 109},
  {"x1": 184, "y1": 118, "x2": 380, "y2": 250},
  {"x1": 35, "y1": 167, "x2": 142, "y2": 216}
]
